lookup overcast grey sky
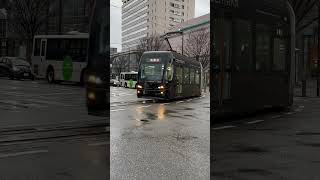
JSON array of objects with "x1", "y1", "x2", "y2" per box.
[{"x1": 111, "y1": 0, "x2": 210, "y2": 52}]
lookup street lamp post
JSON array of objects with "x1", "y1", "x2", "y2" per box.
[{"x1": 123, "y1": 45, "x2": 131, "y2": 72}]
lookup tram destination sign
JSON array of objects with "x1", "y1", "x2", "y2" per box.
[{"x1": 213, "y1": 0, "x2": 239, "y2": 8}]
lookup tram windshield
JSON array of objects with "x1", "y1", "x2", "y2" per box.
[{"x1": 139, "y1": 53, "x2": 171, "y2": 81}]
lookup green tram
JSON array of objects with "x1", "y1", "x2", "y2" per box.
[{"x1": 137, "y1": 51, "x2": 202, "y2": 100}]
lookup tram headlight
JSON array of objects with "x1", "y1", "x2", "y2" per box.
[
  {"x1": 137, "y1": 84, "x2": 143, "y2": 89},
  {"x1": 88, "y1": 75, "x2": 102, "y2": 84},
  {"x1": 88, "y1": 92, "x2": 96, "y2": 100},
  {"x1": 158, "y1": 85, "x2": 165, "y2": 89}
]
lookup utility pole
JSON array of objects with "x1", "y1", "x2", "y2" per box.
[
  {"x1": 181, "y1": 31, "x2": 184, "y2": 55},
  {"x1": 58, "y1": 0, "x2": 62, "y2": 34},
  {"x1": 317, "y1": 3, "x2": 320, "y2": 96}
]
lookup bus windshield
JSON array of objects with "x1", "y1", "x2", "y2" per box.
[{"x1": 139, "y1": 53, "x2": 171, "y2": 81}]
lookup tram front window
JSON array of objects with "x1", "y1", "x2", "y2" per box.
[{"x1": 139, "y1": 54, "x2": 171, "y2": 81}]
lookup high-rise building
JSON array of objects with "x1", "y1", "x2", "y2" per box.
[
  {"x1": 46, "y1": 0, "x2": 92, "y2": 34},
  {"x1": 121, "y1": 0, "x2": 195, "y2": 51}
]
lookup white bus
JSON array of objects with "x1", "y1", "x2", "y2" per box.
[
  {"x1": 31, "y1": 33, "x2": 89, "y2": 84},
  {"x1": 120, "y1": 72, "x2": 138, "y2": 88}
]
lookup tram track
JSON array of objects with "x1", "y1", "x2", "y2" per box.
[{"x1": 0, "y1": 120, "x2": 108, "y2": 145}]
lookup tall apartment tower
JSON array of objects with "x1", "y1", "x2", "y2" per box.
[{"x1": 121, "y1": 0, "x2": 195, "y2": 51}]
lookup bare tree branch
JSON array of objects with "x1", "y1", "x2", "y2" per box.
[
  {"x1": 7, "y1": 0, "x2": 53, "y2": 62},
  {"x1": 183, "y1": 28, "x2": 210, "y2": 70},
  {"x1": 136, "y1": 34, "x2": 165, "y2": 60}
]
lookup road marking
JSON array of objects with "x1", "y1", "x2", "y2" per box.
[
  {"x1": 88, "y1": 142, "x2": 108, "y2": 146},
  {"x1": 138, "y1": 105, "x2": 151, "y2": 108},
  {"x1": 246, "y1": 120, "x2": 265, "y2": 124},
  {"x1": 186, "y1": 99, "x2": 192, "y2": 102},
  {"x1": 163, "y1": 103, "x2": 170, "y2": 105},
  {"x1": 213, "y1": 125, "x2": 236, "y2": 130},
  {"x1": 176, "y1": 101, "x2": 184, "y2": 104},
  {"x1": 111, "y1": 109, "x2": 126, "y2": 112},
  {"x1": 37, "y1": 92, "x2": 78, "y2": 96},
  {"x1": 0, "y1": 150, "x2": 48, "y2": 158},
  {"x1": 285, "y1": 112, "x2": 295, "y2": 115},
  {"x1": 299, "y1": 105, "x2": 305, "y2": 108},
  {"x1": 272, "y1": 115, "x2": 282, "y2": 119}
]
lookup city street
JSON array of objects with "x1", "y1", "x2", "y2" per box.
[
  {"x1": 110, "y1": 86, "x2": 210, "y2": 180},
  {"x1": 0, "y1": 78, "x2": 108, "y2": 179},
  {"x1": 212, "y1": 96, "x2": 320, "y2": 179}
]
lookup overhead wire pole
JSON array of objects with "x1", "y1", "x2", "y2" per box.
[{"x1": 317, "y1": 2, "x2": 320, "y2": 96}]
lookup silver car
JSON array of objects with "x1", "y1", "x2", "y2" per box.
[{"x1": 110, "y1": 79, "x2": 120, "y2": 86}]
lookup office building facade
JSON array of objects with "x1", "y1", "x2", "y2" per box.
[{"x1": 121, "y1": 0, "x2": 195, "y2": 51}]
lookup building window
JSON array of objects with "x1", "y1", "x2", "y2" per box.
[
  {"x1": 170, "y1": 2, "x2": 180, "y2": 8},
  {"x1": 182, "y1": 5, "x2": 184, "y2": 9}
]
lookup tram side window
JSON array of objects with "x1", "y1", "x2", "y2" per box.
[
  {"x1": 272, "y1": 38, "x2": 286, "y2": 71},
  {"x1": 195, "y1": 70, "x2": 200, "y2": 85},
  {"x1": 256, "y1": 24, "x2": 271, "y2": 72},
  {"x1": 234, "y1": 19, "x2": 252, "y2": 72},
  {"x1": 190, "y1": 68, "x2": 195, "y2": 84},
  {"x1": 34, "y1": 39, "x2": 41, "y2": 56},
  {"x1": 176, "y1": 66, "x2": 183, "y2": 83},
  {"x1": 183, "y1": 67, "x2": 189, "y2": 84}
]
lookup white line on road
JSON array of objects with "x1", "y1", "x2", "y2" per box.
[
  {"x1": 138, "y1": 105, "x2": 151, "y2": 108},
  {"x1": 246, "y1": 120, "x2": 265, "y2": 124},
  {"x1": 176, "y1": 101, "x2": 184, "y2": 104},
  {"x1": 37, "y1": 92, "x2": 78, "y2": 96},
  {"x1": 88, "y1": 142, "x2": 108, "y2": 146},
  {"x1": 110, "y1": 109, "x2": 126, "y2": 112},
  {"x1": 271, "y1": 115, "x2": 282, "y2": 119},
  {"x1": 299, "y1": 105, "x2": 305, "y2": 108},
  {"x1": 213, "y1": 125, "x2": 236, "y2": 130},
  {"x1": 186, "y1": 99, "x2": 192, "y2": 102},
  {"x1": 0, "y1": 150, "x2": 48, "y2": 158},
  {"x1": 285, "y1": 112, "x2": 295, "y2": 115}
]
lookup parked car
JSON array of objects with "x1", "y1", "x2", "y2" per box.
[
  {"x1": 110, "y1": 78, "x2": 120, "y2": 86},
  {"x1": 0, "y1": 57, "x2": 34, "y2": 80}
]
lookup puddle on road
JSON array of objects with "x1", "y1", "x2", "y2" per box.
[
  {"x1": 134, "y1": 105, "x2": 180, "y2": 126},
  {"x1": 229, "y1": 144, "x2": 269, "y2": 153},
  {"x1": 183, "y1": 107, "x2": 194, "y2": 111},
  {"x1": 237, "y1": 168, "x2": 273, "y2": 176},
  {"x1": 296, "y1": 132, "x2": 320, "y2": 136}
]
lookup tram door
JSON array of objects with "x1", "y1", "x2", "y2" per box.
[
  {"x1": 175, "y1": 65, "x2": 183, "y2": 97},
  {"x1": 213, "y1": 18, "x2": 232, "y2": 105}
]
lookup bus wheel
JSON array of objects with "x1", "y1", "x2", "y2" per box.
[{"x1": 47, "y1": 68, "x2": 55, "y2": 84}]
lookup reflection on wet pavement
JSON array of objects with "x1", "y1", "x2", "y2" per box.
[{"x1": 111, "y1": 87, "x2": 210, "y2": 179}]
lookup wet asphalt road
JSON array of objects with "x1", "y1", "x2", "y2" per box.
[
  {"x1": 0, "y1": 78, "x2": 107, "y2": 179},
  {"x1": 212, "y1": 97, "x2": 320, "y2": 180},
  {"x1": 110, "y1": 86, "x2": 210, "y2": 180}
]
